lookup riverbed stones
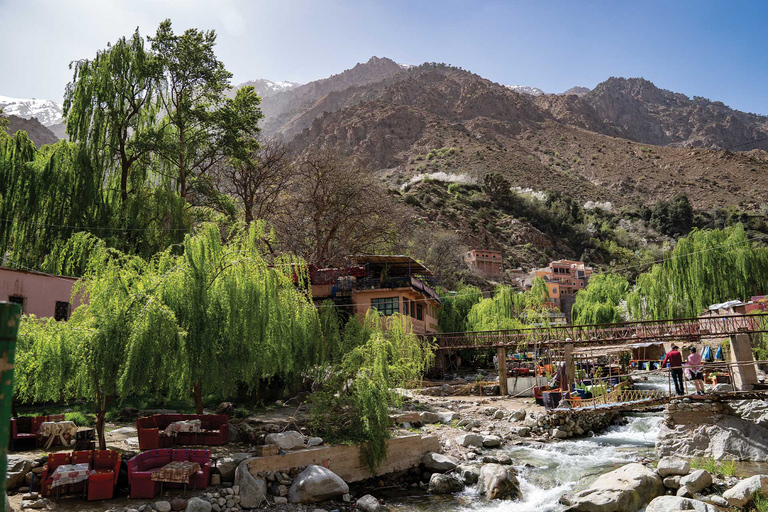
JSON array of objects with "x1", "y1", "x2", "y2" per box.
[
  {"x1": 678, "y1": 469, "x2": 712, "y2": 495},
  {"x1": 217, "y1": 453, "x2": 250, "y2": 482},
  {"x1": 287, "y1": 464, "x2": 349, "y2": 503},
  {"x1": 456, "y1": 465, "x2": 480, "y2": 485},
  {"x1": 457, "y1": 418, "x2": 474, "y2": 428},
  {"x1": 184, "y1": 498, "x2": 211, "y2": 512},
  {"x1": 477, "y1": 464, "x2": 520, "y2": 500},
  {"x1": 455, "y1": 433, "x2": 483, "y2": 448},
  {"x1": 419, "y1": 411, "x2": 440, "y2": 423},
  {"x1": 656, "y1": 457, "x2": 690, "y2": 477},
  {"x1": 422, "y1": 452, "x2": 459, "y2": 472},
  {"x1": 356, "y1": 494, "x2": 381, "y2": 512},
  {"x1": 264, "y1": 431, "x2": 306, "y2": 450},
  {"x1": 645, "y1": 496, "x2": 718, "y2": 512},
  {"x1": 509, "y1": 409, "x2": 526, "y2": 422},
  {"x1": 170, "y1": 497, "x2": 187, "y2": 510},
  {"x1": 722, "y1": 474, "x2": 768, "y2": 508},
  {"x1": 234, "y1": 460, "x2": 267, "y2": 508},
  {"x1": 662, "y1": 476, "x2": 681, "y2": 489},
  {"x1": 657, "y1": 415, "x2": 768, "y2": 461},
  {"x1": 154, "y1": 501, "x2": 172, "y2": 512},
  {"x1": 437, "y1": 411, "x2": 459, "y2": 423},
  {"x1": 565, "y1": 463, "x2": 664, "y2": 512},
  {"x1": 6, "y1": 456, "x2": 33, "y2": 490},
  {"x1": 509, "y1": 426, "x2": 531, "y2": 437},
  {"x1": 492, "y1": 410, "x2": 505, "y2": 420},
  {"x1": 482, "y1": 435, "x2": 502, "y2": 447},
  {"x1": 428, "y1": 473, "x2": 464, "y2": 494}
]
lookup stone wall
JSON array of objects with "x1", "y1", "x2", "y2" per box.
[{"x1": 528, "y1": 410, "x2": 619, "y2": 439}]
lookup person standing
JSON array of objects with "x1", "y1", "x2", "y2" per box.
[
  {"x1": 662, "y1": 344, "x2": 685, "y2": 395},
  {"x1": 687, "y1": 347, "x2": 706, "y2": 395}
]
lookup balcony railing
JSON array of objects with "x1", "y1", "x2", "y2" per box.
[{"x1": 339, "y1": 275, "x2": 440, "y2": 302}]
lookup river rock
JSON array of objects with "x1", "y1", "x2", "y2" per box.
[
  {"x1": 455, "y1": 433, "x2": 483, "y2": 448},
  {"x1": 645, "y1": 496, "x2": 718, "y2": 512},
  {"x1": 457, "y1": 418, "x2": 475, "y2": 428},
  {"x1": 154, "y1": 502, "x2": 172, "y2": 512},
  {"x1": 722, "y1": 474, "x2": 768, "y2": 508},
  {"x1": 565, "y1": 463, "x2": 664, "y2": 512},
  {"x1": 662, "y1": 476, "x2": 681, "y2": 489},
  {"x1": 492, "y1": 410, "x2": 505, "y2": 419},
  {"x1": 428, "y1": 473, "x2": 464, "y2": 494},
  {"x1": 234, "y1": 460, "x2": 267, "y2": 508},
  {"x1": 287, "y1": 464, "x2": 349, "y2": 503},
  {"x1": 356, "y1": 494, "x2": 381, "y2": 512},
  {"x1": 419, "y1": 411, "x2": 440, "y2": 424},
  {"x1": 456, "y1": 465, "x2": 480, "y2": 485},
  {"x1": 184, "y1": 498, "x2": 211, "y2": 512},
  {"x1": 656, "y1": 416, "x2": 768, "y2": 461},
  {"x1": 509, "y1": 409, "x2": 526, "y2": 422},
  {"x1": 6, "y1": 496, "x2": 13, "y2": 512},
  {"x1": 657, "y1": 457, "x2": 690, "y2": 477},
  {"x1": 422, "y1": 452, "x2": 459, "y2": 472},
  {"x1": 509, "y1": 426, "x2": 531, "y2": 437},
  {"x1": 170, "y1": 497, "x2": 187, "y2": 510},
  {"x1": 6, "y1": 456, "x2": 33, "y2": 490},
  {"x1": 678, "y1": 469, "x2": 712, "y2": 495},
  {"x1": 712, "y1": 383, "x2": 733, "y2": 393},
  {"x1": 437, "y1": 411, "x2": 459, "y2": 423},
  {"x1": 482, "y1": 435, "x2": 502, "y2": 448},
  {"x1": 264, "y1": 431, "x2": 306, "y2": 450},
  {"x1": 477, "y1": 464, "x2": 520, "y2": 500}
]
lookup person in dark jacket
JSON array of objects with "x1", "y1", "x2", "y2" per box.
[{"x1": 662, "y1": 344, "x2": 685, "y2": 395}]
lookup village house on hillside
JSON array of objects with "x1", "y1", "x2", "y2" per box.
[
  {"x1": 0, "y1": 266, "x2": 79, "y2": 320},
  {"x1": 522, "y1": 259, "x2": 593, "y2": 319},
  {"x1": 310, "y1": 255, "x2": 441, "y2": 335},
  {"x1": 464, "y1": 249, "x2": 503, "y2": 279}
]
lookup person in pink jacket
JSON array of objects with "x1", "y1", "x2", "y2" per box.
[{"x1": 687, "y1": 346, "x2": 706, "y2": 395}]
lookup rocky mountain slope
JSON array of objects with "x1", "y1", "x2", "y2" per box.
[
  {"x1": 0, "y1": 95, "x2": 65, "y2": 139},
  {"x1": 227, "y1": 79, "x2": 300, "y2": 99},
  {"x1": 5, "y1": 115, "x2": 58, "y2": 147}
]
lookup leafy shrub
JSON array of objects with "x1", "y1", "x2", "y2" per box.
[
  {"x1": 65, "y1": 412, "x2": 95, "y2": 427},
  {"x1": 404, "y1": 194, "x2": 421, "y2": 207}
]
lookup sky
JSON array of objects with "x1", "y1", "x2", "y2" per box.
[{"x1": 1, "y1": 0, "x2": 767, "y2": 114}]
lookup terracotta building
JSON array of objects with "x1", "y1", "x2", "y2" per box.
[
  {"x1": 0, "y1": 267, "x2": 80, "y2": 320},
  {"x1": 525, "y1": 259, "x2": 593, "y2": 318},
  {"x1": 464, "y1": 249, "x2": 503, "y2": 278},
  {"x1": 310, "y1": 255, "x2": 441, "y2": 335}
]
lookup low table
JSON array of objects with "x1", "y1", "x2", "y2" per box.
[
  {"x1": 151, "y1": 461, "x2": 201, "y2": 496},
  {"x1": 38, "y1": 421, "x2": 77, "y2": 450},
  {"x1": 51, "y1": 463, "x2": 90, "y2": 498}
]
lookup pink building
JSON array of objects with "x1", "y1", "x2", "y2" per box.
[
  {"x1": 465, "y1": 249, "x2": 503, "y2": 278},
  {"x1": 0, "y1": 267, "x2": 80, "y2": 320}
]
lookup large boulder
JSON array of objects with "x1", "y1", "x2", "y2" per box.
[
  {"x1": 566, "y1": 463, "x2": 664, "y2": 512},
  {"x1": 455, "y1": 433, "x2": 483, "y2": 448},
  {"x1": 678, "y1": 470, "x2": 712, "y2": 495},
  {"x1": 419, "y1": 412, "x2": 440, "y2": 424},
  {"x1": 657, "y1": 457, "x2": 690, "y2": 477},
  {"x1": 645, "y1": 496, "x2": 718, "y2": 512},
  {"x1": 234, "y1": 460, "x2": 267, "y2": 508},
  {"x1": 422, "y1": 452, "x2": 459, "y2": 472},
  {"x1": 657, "y1": 416, "x2": 768, "y2": 461},
  {"x1": 6, "y1": 456, "x2": 33, "y2": 490},
  {"x1": 456, "y1": 465, "x2": 480, "y2": 485},
  {"x1": 287, "y1": 465, "x2": 349, "y2": 503},
  {"x1": 428, "y1": 473, "x2": 464, "y2": 494},
  {"x1": 477, "y1": 464, "x2": 521, "y2": 501},
  {"x1": 216, "y1": 453, "x2": 251, "y2": 482},
  {"x1": 184, "y1": 497, "x2": 212, "y2": 512},
  {"x1": 482, "y1": 435, "x2": 502, "y2": 448},
  {"x1": 264, "y1": 431, "x2": 306, "y2": 450},
  {"x1": 355, "y1": 494, "x2": 381, "y2": 512},
  {"x1": 722, "y1": 474, "x2": 768, "y2": 509}
]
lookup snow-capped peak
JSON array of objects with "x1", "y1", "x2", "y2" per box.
[
  {"x1": 398, "y1": 63, "x2": 414, "y2": 70},
  {"x1": 504, "y1": 85, "x2": 545, "y2": 96},
  {"x1": 0, "y1": 95, "x2": 64, "y2": 127}
]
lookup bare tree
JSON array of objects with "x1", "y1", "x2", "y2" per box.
[{"x1": 275, "y1": 149, "x2": 404, "y2": 267}]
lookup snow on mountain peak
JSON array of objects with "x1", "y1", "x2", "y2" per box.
[
  {"x1": 504, "y1": 85, "x2": 545, "y2": 96},
  {"x1": 0, "y1": 95, "x2": 64, "y2": 127}
]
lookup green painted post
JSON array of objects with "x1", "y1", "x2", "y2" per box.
[{"x1": 0, "y1": 302, "x2": 22, "y2": 512}]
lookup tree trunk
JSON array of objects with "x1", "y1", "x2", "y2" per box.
[
  {"x1": 192, "y1": 381, "x2": 204, "y2": 415},
  {"x1": 95, "y1": 391, "x2": 110, "y2": 450}
]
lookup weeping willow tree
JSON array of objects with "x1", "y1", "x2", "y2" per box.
[
  {"x1": 312, "y1": 310, "x2": 434, "y2": 471},
  {"x1": 438, "y1": 285, "x2": 483, "y2": 332},
  {"x1": 627, "y1": 225, "x2": 768, "y2": 320},
  {"x1": 571, "y1": 273, "x2": 629, "y2": 325},
  {"x1": 466, "y1": 278, "x2": 555, "y2": 332},
  {"x1": 120, "y1": 222, "x2": 321, "y2": 413}
]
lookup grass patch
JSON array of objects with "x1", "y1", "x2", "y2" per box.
[
  {"x1": 755, "y1": 493, "x2": 768, "y2": 512},
  {"x1": 690, "y1": 456, "x2": 735, "y2": 476}
]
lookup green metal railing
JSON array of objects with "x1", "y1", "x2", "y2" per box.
[{"x1": 1, "y1": 302, "x2": 22, "y2": 512}]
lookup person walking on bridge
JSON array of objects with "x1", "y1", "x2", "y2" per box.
[
  {"x1": 686, "y1": 347, "x2": 706, "y2": 395},
  {"x1": 662, "y1": 344, "x2": 685, "y2": 395}
]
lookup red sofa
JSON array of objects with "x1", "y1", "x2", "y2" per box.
[
  {"x1": 127, "y1": 448, "x2": 211, "y2": 498},
  {"x1": 40, "y1": 450, "x2": 121, "y2": 501},
  {"x1": 10, "y1": 414, "x2": 66, "y2": 449},
  {"x1": 136, "y1": 414, "x2": 228, "y2": 450}
]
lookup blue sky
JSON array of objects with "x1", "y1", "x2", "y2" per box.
[{"x1": 1, "y1": 0, "x2": 767, "y2": 114}]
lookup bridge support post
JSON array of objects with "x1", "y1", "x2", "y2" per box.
[
  {"x1": 564, "y1": 343, "x2": 575, "y2": 391},
  {"x1": 497, "y1": 347, "x2": 508, "y2": 396},
  {"x1": 729, "y1": 334, "x2": 758, "y2": 391}
]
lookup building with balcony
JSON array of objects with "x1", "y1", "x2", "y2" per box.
[
  {"x1": 465, "y1": 249, "x2": 503, "y2": 278},
  {"x1": 524, "y1": 259, "x2": 593, "y2": 319},
  {"x1": 310, "y1": 255, "x2": 441, "y2": 335},
  {"x1": 0, "y1": 266, "x2": 80, "y2": 320}
]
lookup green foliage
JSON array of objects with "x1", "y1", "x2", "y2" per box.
[
  {"x1": 690, "y1": 456, "x2": 735, "y2": 476},
  {"x1": 438, "y1": 286, "x2": 483, "y2": 332},
  {"x1": 650, "y1": 194, "x2": 694, "y2": 237},
  {"x1": 312, "y1": 311, "x2": 433, "y2": 471},
  {"x1": 571, "y1": 273, "x2": 629, "y2": 325},
  {"x1": 466, "y1": 279, "x2": 554, "y2": 331},
  {"x1": 627, "y1": 225, "x2": 768, "y2": 319}
]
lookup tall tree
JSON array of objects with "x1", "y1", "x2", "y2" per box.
[
  {"x1": 466, "y1": 279, "x2": 553, "y2": 331},
  {"x1": 571, "y1": 273, "x2": 629, "y2": 325},
  {"x1": 64, "y1": 28, "x2": 160, "y2": 203},
  {"x1": 149, "y1": 20, "x2": 262, "y2": 199}
]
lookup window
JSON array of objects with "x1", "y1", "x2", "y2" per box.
[
  {"x1": 8, "y1": 295, "x2": 25, "y2": 314},
  {"x1": 411, "y1": 300, "x2": 416, "y2": 318},
  {"x1": 54, "y1": 301, "x2": 70, "y2": 321},
  {"x1": 403, "y1": 298, "x2": 409, "y2": 316},
  {"x1": 371, "y1": 297, "x2": 399, "y2": 316},
  {"x1": 416, "y1": 304, "x2": 423, "y2": 321}
]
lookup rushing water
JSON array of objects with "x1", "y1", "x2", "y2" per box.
[{"x1": 385, "y1": 413, "x2": 664, "y2": 512}]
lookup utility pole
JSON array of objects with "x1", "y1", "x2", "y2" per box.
[{"x1": 1, "y1": 302, "x2": 22, "y2": 512}]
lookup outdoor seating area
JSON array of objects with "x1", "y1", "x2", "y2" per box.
[
  {"x1": 9, "y1": 414, "x2": 68, "y2": 450},
  {"x1": 127, "y1": 448, "x2": 211, "y2": 498},
  {"x1": 136, "y1": 414, "x2": 228, "y2": 450},
  {"x1": 39, "y1": 449, "x2": 121, "y2": 501}
]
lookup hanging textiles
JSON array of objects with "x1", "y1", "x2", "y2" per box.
[
  {"x1": 715, "y1": 345, "x2": 724, "y2": 361},
  {"x1": 702, "y1": 346, "x2": 713, "y2": 362}
]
